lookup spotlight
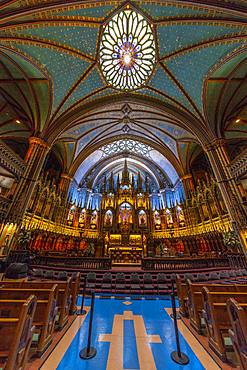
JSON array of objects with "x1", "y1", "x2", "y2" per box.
[
  {"x1": 235, "y1": 118, "x2": 241, "y2": 123},
  {"x1": 15, "y1": 119, "x2": 21, "y2": 124}
]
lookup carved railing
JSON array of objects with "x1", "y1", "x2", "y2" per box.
[
  {"x1": 32, "y1": 254, "x2": 112, "y2": 270},
  {"x1": 0, "y1": 139, "x2": 26, "y2": 177},
  {"x1": 227, "y1": 253, "x2": 247, "y2": 269},
  {"x1": 229, "y1": 149, "x2": 247, "y2": 179},
  {"x1": 152, "y1": 215, "x2": 231, "y2": 238},
  {"x1": 141, "y1": 257, "x2": 231, "y2": 271},
  {"x1": 6, "y1": 250, "x2": 30, "y2": 265}
]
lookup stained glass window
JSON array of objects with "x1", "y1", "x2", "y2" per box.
[
  {"x1": 101, "y1": 139, "x2": 151, "y2": 158},
  {"x1": 99, "y1": 8, "x2": 156, "y2": 90}
]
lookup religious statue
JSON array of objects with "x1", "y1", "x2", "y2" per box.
[
  {"x1": 153, "y1": 210, "x2": 161, "y2": 230},
  {"x1": 119, "y1": 202, "x2": 132, "y2": 224},
  {"x1": 79, "y1": 208, "x2": 86, "y2": 227},
  {"x1": 104, "y1": 210, "x2": 113, "y2": 226},
  {"x1": 90, "y1": 210, "x2": 98, "y2": 229},
  {"x1": 67, "y1": 204, "x2": 76, "y2": 225},
  {"x1": 138, "y1": 210, "x2": 147, "y2": 226}
]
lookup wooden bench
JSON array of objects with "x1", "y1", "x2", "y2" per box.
[
  {"x1": 227, "y1": 298, "x2": 247, "y2": 370},
  {"x1": 0, "y1": 295, "x2": 37, "y2": 370},
  {"x1": 1, "y1": 279, "x2": 72, "y2": 329},
  {"x1": 0, "y1": 286, "x2": 58, "y2": 356},
  {"x1": 202, "y1": 288, "x2": 247, "y2": 361},
  {"x1": 70, "y1": 272, "x2": 80, "y2": 314},
  {"x1": 186, "y1": 280, "x2": 247, "y2": 333},
  {"x1": 176, "y1": 275, "x2": 188, "y2": 316}
]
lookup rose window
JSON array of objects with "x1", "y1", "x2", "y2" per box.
[{"x1": 99, "y1": 8, "x2": 156, "y2": 90}]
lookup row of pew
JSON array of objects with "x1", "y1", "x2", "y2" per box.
[
  {"x1": 0, "y1": 273, "x2": 80, "y2": 370},
  {"x1": 176, "y1": 269, "x2": 247, "y2": 369}
]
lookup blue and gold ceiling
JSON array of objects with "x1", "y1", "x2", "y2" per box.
[{"x1": 0, "y1": 0, "x2": 246, "y2": 185}]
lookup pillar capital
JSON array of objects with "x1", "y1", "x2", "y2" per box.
[
  {"x1": 60, "y1": 173, "x2": 73, "y2": 181},
  {"x1": 204, "y1": 138, "x2": 227, "y2": 153},
  {"x1": 28, "y1": 136, "x2": 50, "y2": 149},
  {"x1": 181, "y1": 174, "x2": 193, "y2": 181},
  {"x1": 25, "y1": 137, "x2": 50, "y2": 163}
]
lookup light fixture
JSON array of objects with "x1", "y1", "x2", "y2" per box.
[
  {"x1": 15, "y1": 119, "x2": 21, "y2": 124},
  {"x1": 235, "y1": 118, "x2": 241, "y2": 123}
]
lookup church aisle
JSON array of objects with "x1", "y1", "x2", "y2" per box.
[{"x1": 43, "y1": 297, "x2": 219, "y2": 370}]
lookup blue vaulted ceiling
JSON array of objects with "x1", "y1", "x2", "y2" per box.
[{"x1": 0, "y1": 0, "x2": 246, "y2": 180}]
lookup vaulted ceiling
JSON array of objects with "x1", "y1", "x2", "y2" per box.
[{"x1": 0, "y1": 0, "x2": 247, "y2": 185}]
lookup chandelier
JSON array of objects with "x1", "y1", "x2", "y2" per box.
[{"x1": 99, "y1": 8, "x2": 156, "y2": 90}]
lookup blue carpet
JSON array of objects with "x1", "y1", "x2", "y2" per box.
[{"x1": 58, "y1": 296, "x2": 204, "y2": 369}]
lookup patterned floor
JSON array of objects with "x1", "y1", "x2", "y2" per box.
[{"x1": 57, "y1": 296, "x2": 205, "y2": 370}]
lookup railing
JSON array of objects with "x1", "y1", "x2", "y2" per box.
[
  {"x1": 152, "y1": 215, "x2": 231, "y2": 238},
  {"x1": 227, "y1": 253, "x2": 247, "y2": 269},
  {"x1": 6, "y1": 250, "x2": 30, "y2": 265},
  {"x1": 23, "y1": 214, "x2": 80, "y2": 236},
  {"x1": 141, "y1": 257, "x2": 231, "y2": 271},
  {"x1": 32, "y1": 254, "x2": 112, "y2": 270},
  {"x1": 229, "y1": 148, "x2": 247, "y2": 178},
  {"x1": 0, "y1": 139, "x2": 26, "y2": 177}
]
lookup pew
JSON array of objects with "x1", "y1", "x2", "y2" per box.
[
  {"x1": 70, "y1": 272, "x2": 80, "y2": 314},
  {"x1": 186, "y1": 280, "x2": 247, "y2": 333},
  {"x1": 202, "y1": 288, "x2": 247, "y2": 361},
  {"x1": 0, "y1": 295, "x2": 37, "y2": 370},
  {"x1": 0, "y1": 286, "x2": 58, "y2": 356},
  {"x1": 1, "y1": 278, "x2": 72, "y2": 329},
  {"x1": 227, "y1": 298, "x2": 247, "y2": 370},
  {"x1": 176, "y1": 275, "x2": 188, "y2": 316}
]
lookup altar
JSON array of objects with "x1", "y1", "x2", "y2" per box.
[
  {"x1": 108, "y1": 234, "x2": 142, "y2": 246},
  {"x1": 107, "y1": 234, "x2": 144, "y2": 264},
  {"x1": 108, "y1": 247, "x2": 143, "y2": 265}
]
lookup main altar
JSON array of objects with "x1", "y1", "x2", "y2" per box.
[
  {"x1": 101, "y1": 161, "x2": 149, "y2": 264},
  {"x1": 64, "y1": 159, "x2": 186, "y2": 265}
]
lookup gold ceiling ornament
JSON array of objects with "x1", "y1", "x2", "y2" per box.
[{"x1": 99, "y1": 7, "x2": 156, "y2": 90}]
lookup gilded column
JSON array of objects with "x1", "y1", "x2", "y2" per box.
[
  {"x1": 5, "y1": 137, "x2": 50, "y2": 224},
  {"x1": 181, "y1": 174, "x2": 194, "y2": 198},
  {"x1": 204, "y1": 139, "x2": 247, "y2": 253},
  {"x1": 59, "y1": 173, "x2": 73, "y2": 202}
]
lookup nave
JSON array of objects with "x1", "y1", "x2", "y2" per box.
[
  {"x1": 52, "y1": 296, "x2": 211, "y2": 370},
  {"x1": 0, "y1": 0, "x2": 247, "y2": 368},
  {"x1": 0, "y1": 260, "x2": 247, "y2": 369}
]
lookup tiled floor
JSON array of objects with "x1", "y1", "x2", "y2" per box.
[{"x1": 42, "y1": 296, "x2": 219, "y2": 370}]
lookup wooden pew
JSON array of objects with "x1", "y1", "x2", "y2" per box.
[
  {"x1": 1, "y1": 278, "x2": 72, "y2": 329},
  {"x1": 0, "y1": 295, "x2": 37, "y2": 370},
  {"x1": 70, "y1": 272, "x2": 80, "y2": 314},
  {"x1": 0, "y1": 286, "x2": 58, "y2": 356},
  {"x1": 227, "y1": 298, "x2": 247, "y2": 370},
  {"x1": 176, "y1": 275, "x2": 188, "y2": 316},
  {"x1": 202, "y1": 288, "x2": 247, "y2": 361},
  {"x1": 186, "y1": 280, "x2": 247, "y2": 333}
]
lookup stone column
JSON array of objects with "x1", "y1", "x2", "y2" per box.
[
  {"x1": 204, "y1": 139, "x2": 247, "y2": 253},
  {"x1": 5, "y1": 137, "x2": 50, "y2": 224}
]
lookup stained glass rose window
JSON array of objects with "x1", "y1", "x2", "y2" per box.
[{"x1": 99, "y1": 8, "x2": 156, "y2": 90}]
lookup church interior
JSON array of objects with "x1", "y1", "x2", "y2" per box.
[{"x1": 0, "y1": 0, "x2": 247, "y2": 369}]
